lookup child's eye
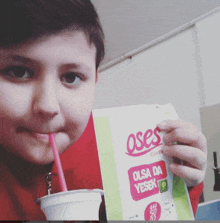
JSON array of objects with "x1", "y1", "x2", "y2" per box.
[
  {"x1": 2, "y1": 66, "x2": 34, "y2": 79},
  {"x1": 61, "y1": 72, "x2": 81, "y2": 85}
]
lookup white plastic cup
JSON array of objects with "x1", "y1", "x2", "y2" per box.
[{"x1": 40, "y1": 189, "x2": 103, "y2": 220}]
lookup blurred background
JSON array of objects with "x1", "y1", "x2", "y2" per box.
[
  {"x1": 92, "y1": 0, "x2": 220, "y2": 64},
  {"x1": 91, "y1": 0, "x2": 220, "y2": 205}
]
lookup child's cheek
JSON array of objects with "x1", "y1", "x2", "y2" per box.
[
  {"x1": 61, "y1": 84, "x2": 95, "y2": 141},
  {"x1": 0, "y1": 83, "x2": 33, "y2": 118}
]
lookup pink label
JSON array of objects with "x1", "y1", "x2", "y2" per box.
[
  {"x1": 144, "y1": 202, "x2": 161, "y2": 220},
  {"x1": 128, "y1": 161, "x2": 167, "y2": 201}
]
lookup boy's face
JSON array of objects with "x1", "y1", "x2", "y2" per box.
[{"x1": 0, "y1": 31, "x2": 97, "y2": 165}]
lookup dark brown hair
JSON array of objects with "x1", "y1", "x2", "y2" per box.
[{"x1": 0, "y1": 0, "x2": 105, "y2": 68}]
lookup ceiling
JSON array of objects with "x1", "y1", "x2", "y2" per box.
[{"x1": 92, "y1": 0, "x2": 220, "y2": 65}]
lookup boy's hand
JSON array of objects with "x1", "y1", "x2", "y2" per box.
[{"x1": 157, "y1": 119, "x2": 207, "y2": 187}]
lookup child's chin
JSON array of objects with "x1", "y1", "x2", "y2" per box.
[
  {"x1": 34, "y1": 157, "x2": 55, "y2": 165},
  {"x1": 24, "y1": 151, "x2": 56, "y2": 165},
  {"x1": 23, "y1": 156, "x2": 51, "y2": 165}
]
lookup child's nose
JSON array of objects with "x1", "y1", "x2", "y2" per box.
[{"x1": 33, "y1": 80, "x2": 60, "y2": 119}]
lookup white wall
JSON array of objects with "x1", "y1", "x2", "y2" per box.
[
  {"x1": 94, "y1": 27, "x2": 202, "y2": 129},
  {"x1": 196, "y1": 12, "x2": 220, "y2": 107},
  {"x1": 92, "y1": 0, "x2": 220, "y2": 64},
  {"x1": 195, "y1": 11, "x2": 220, "y2": 202},
  {"x1": 93, "y1": 9, "x2": 220, "y2": 202}
]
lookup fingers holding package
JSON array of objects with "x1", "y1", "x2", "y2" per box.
[{"x1": 157, "y1": 119, "x2": 207, "y2": 187}]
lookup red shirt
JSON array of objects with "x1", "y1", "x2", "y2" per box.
[{"x1": 0, "y1": 115, "x2": 203, "y2": 220}]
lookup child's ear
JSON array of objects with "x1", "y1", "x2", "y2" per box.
[{"x1": 95, "y1": 71, "x2": 99, "y2": 83}]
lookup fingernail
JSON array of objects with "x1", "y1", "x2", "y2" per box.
[
  {"x1": 162, "y1": 145, "x2": 169, "y2": 154},
  {"x1": 157, "y1": 120, "x2": 167, "y2": 129},
  {"x1": 169, "y1": 163, "x2": 176, "y2": 169}
]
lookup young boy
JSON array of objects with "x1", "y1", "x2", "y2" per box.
[{"x1": 0, "y1": 0, "x2": 207, "y2": 220}]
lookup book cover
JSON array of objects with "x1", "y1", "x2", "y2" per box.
[{"x1": 92, "y1": 104, "x2": 194, "y2": 220}]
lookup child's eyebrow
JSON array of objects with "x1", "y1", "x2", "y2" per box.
[
  {"x1": 8, "y1": 55, "x2": 93, "y2": 72},
  {"x1": 9, "y1": 55, "x2": 34, "y2": 64},
  {"x1": 61, "y1": 63, "x2": 94, "y2": 73}
]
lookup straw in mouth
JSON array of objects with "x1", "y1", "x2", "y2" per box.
[{"x1": 49, "y1": 133, "x2": 68, "y2": 192}]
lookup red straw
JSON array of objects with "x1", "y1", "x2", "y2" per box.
[{"x1": 49, "y1": 133, "x2": 68, "y2": 192}]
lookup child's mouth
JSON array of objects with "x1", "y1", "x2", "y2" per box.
[
  {"x1": 17, "y1": 127, "x2": 57, "y2": 143},
  {"x1": 30, "y1": 132, "x2": 50, "y2": 142}
]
